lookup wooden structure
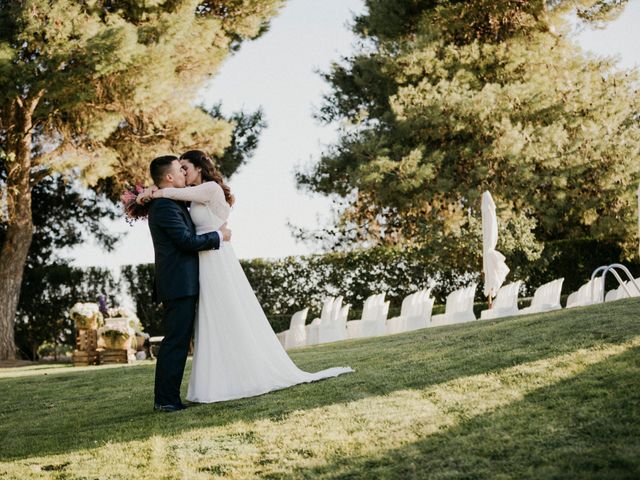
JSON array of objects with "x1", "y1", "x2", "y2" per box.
[
  {"x1": 73, "y1": 328, "x2": 99, "y2": 366},
  {"x1": 72, "y1": 349, "x2": 99, "y2": 366},
  {"x1": 99, "y1": 349, "x2": 129, "y2": 365}
]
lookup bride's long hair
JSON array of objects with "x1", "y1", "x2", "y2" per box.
[{"x1": 180, "y1": 150, "x2": 235, "y2": 207}]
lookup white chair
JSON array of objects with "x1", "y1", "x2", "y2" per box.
[
  {"x1": 305, "y1": 296, "x2": 338, "y2": 346},
  {"x1": 480, "y1": 281, "x2": 522, "y2": 320},
  {"x1": 431, "y1": 284, "x2": 477, "y2": 326},
  {"x1": 518, "y1": 278, "x2": 564, "y2": 315},
  {"x1": 386, "y1": 289, "x2": 434, "y2": 334},
  {"x1": 278, "y1": 308, "x2": 309, "y2": 350},
  {"x1": 347, "y1": 293, "x2": 389, "y2": 339},
  {"x1": 318, "y1": 302, "x2": 350, "y2": 344},
  {"x1": 566, "y1": 290, "x2": 579, "y2": 308},
  {"x1": 605, "y1": 277, "x2": 640, "y2": 302},
  {"x1": 566, "y1": 277, "x2": 604, "y2": 308},
  {"x1": 406, "y1": 289, "x2": 434, "y2": 330},
  {"x1": 386, "y1": 292, "x2": 417, "y2": 335},
  {"x1": 347, "y1": 294, "x2": 378, "y2": 336}
]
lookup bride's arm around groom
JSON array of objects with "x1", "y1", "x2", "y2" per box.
[{"x1": 145, "y1": 155, "x2": 230, "y2": 411}]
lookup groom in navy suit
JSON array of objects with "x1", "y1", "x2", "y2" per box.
[{"x1": 146, "y1": 155, "x2": 231, "y2": 412}]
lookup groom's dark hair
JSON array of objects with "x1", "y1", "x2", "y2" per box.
[{"x1": 150, "y1": 155, "x2": 178, "y2": 186}]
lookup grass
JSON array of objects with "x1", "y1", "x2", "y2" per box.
[{"x1": 1, "y1": 298, "x2": 639, "y2": 479}]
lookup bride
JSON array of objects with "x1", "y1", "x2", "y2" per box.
[{"x1": 145, "y1": 150, "x2": 352, "y2": 403}]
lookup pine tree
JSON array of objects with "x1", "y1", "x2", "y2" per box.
[
  {"x1": 0, "y1": 0, "x2": 283, "y2": 360},
  {"x1": 297, "y1": 0, "x2": 639, "y2": 268}
]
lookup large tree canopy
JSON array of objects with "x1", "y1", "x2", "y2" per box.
[
  {"x1": 0, "y1": 0, "x2": 283, "y2": 359},
  {"x1": 0, "y1": 0, "x2": 281, "y2": 184},
  {"x1": 297, "y1": 0, "x2": 639, "y2": 268}
]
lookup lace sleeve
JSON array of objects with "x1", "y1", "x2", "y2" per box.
[{"x1": 161, "y1": 182, "x2": 225, "y2": 205}]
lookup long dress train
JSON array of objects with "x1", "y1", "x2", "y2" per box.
[{"x1": 161, "y1": 182, "x2": 353, "y2": 403}]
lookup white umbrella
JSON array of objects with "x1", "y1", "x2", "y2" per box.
[{"x1": 481, "y1": 191, "x2": 510, "y2": 303}]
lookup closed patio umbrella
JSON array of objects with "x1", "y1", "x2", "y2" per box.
[{"x1": 481, "y1": 191, "x2": 510, "y2": 306}]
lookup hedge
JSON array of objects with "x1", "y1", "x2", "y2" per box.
[
  {"x1": 15, "y1": 264, "x2": 119, "y2": 360},
  {"x1": 121, "y1": 239, "x2": 639, "y2": 335},
  {"x1": 122, "y1": 248, "x2": 473, "y2": 334},
  {"x1": 13, "y1": 239, "x2": 639, "y2": 355}
]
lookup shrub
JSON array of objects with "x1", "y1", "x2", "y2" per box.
[{"x1": 15, "y1": 264, "x2": 119, "y2": 360}]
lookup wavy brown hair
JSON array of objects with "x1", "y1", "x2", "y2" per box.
[{"x1": 179, "y1": 150, "x2": 235, "y2": 207}]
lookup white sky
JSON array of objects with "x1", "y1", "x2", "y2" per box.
[{"x1": 65, "y1": 0, "x2": 640, "y2": 268}]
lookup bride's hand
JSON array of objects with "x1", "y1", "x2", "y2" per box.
[
  {"x1": 136, "y1": 186, "x2": 157, "y2": 205},
  {"x1": 151, "y1": 186, "x2": 164, "y2": 199}
]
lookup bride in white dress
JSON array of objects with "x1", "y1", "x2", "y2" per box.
[{"x1": 149, "y1": 150, "x2": 353, "y2": 403}]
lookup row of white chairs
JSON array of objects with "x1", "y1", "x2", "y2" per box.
[
  {"x1": 277, "y1": 277, "x2": 565, "y2": 349},
  {"x1": 566, "y1": 277, "x2": 604, "y2": 308},
  {"x1": 517, "y1": 278, "x2": 564, "y2": 315},
  {"x1": 567, "y1": 275, "x2": 640, "y2": 308},
  {"x1": 606, "y1": 278, "x2": 640, "y2": 301},
  {"x1": 386, "y1": 289, "x2": 434, "y2": 334}
]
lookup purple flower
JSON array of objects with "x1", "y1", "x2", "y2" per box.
[{"x1": 98, "y1": 295, "x2": 109, "y2": 316}]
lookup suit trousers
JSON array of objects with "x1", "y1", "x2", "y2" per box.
[{"x1": 154, "y1": 295, "x2": 198, "y2": 405}]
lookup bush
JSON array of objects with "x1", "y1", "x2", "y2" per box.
[
  {"x1": 121, "y1": 265, "x2": 163, "y2": 336},
  {"x1": 513, "y1": 238, "x2": 640, "y2": 295},
  {"x1": 122, "y1": 247, "x2": 473, "y2": 334},
  {"x1": 15, "y1": 238, "x2": 635, "y2": 348},
  {"x1": 36, "y1": 340, "x2": 73, "y2": 360},
  {"x1": 15, "y1": 264, "x2": 119, "y2": 360}
]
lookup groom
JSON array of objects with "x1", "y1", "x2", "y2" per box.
[{"x1": 147, "y1": 155, "x2": 231, "y2": 412}]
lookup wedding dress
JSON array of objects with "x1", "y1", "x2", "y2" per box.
[{"x1": 161, "y1": 182, "x2": 353, "y2": 402}]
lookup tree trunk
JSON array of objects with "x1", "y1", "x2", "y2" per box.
[{"x1": 0, "y1": 95, "x2": 40, "y2": 360}]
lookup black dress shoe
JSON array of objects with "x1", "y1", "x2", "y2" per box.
[{"x1": 153, "y1": 402, "x2": 187, "y2": 412}]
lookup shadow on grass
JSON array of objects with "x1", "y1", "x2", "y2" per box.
[
  {"x1": 283, "y1": 344, "x2": 640, "y2": 480},
  {"x1": 1, "y1": 298, "x2": 638, "y2": 462}
]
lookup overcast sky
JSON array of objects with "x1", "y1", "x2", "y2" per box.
[{"x1": 65, "y1": 0, "x2": 640, "y2": 268}]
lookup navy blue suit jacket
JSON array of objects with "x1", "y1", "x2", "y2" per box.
[{"x1": 148, "y1": 198, "x2": 220, "y2": 302}]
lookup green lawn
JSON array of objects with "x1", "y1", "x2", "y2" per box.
[{"x1": 1, "y1": 298, "x2": 639, "y2": 479}]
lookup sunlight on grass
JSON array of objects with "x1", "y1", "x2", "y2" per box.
[
  {"x1": 2, "y1": 336, "x2": 638, "y2": 479},
  {"x1": 0, "y1": 361, "x2": 155, "y2": 379}
]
